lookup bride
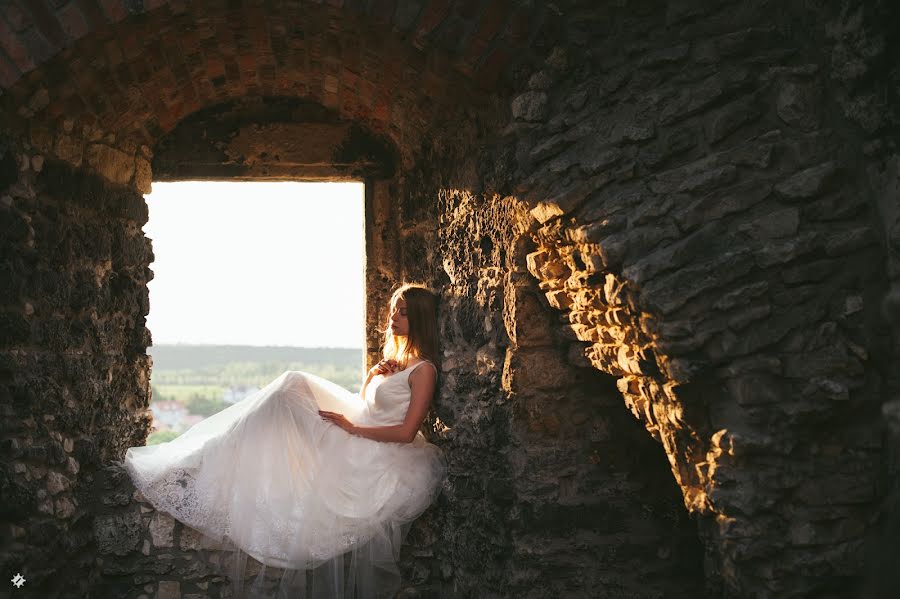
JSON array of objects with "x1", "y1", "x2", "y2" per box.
[{"x1": 123, "y1": 283, "x2": 447, "y2": 598}]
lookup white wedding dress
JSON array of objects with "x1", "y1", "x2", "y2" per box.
[{"x1": 123, "y1": 360, "x2": 446, "y2": 598}]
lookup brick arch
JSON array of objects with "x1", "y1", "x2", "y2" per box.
[
  {"x1": 0, "y1": 0, "x2": 550, "y2": 190},
  {"x1": 151, "y1": 96, "x2": 402, "y2": 181},
  {"x1": 0, "y1": 0, "x2": 544, "y2": 92}
]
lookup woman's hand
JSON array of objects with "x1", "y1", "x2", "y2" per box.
[
  {"x1": 369, "y1": 359, "x2": 399, "y2": 377},
  {"x1": 318, "y1": 410, "x2": 356, "y2": 435},
  {"x1": 360, "y1": 359, "x2": 398, "y2": 401}
]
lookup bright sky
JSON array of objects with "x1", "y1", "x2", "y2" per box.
[{"x1": 143, "y1": 181, "x2": 365, "y2": 348}]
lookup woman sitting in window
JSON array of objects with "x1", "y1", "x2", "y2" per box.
[{"x1": 124, "y1": 283, "x2": 447, "y2": 598}]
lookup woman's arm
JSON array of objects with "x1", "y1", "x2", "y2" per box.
[{"x1": 320, "y1": 363, "x2": 436, "y2": 443}]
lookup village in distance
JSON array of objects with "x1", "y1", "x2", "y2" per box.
[{"x1": 147, "y1": 344, "x2": 363, "y2": 445}]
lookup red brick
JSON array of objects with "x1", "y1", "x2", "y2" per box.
[
  {"x1": 157, "y1": 69, "x2": 179, "y2": 102},
  {"x1": 341, "y1": 67, "x2": 359, "y2": 89},
  {"x1": 342, "y1": 94, "x2": 364, "y2": 120},
  {"x1": 205, "y1": 56, "x2": 225, "y2": 78},
  {"x1": 215, "y1": 21, "x2": 235, "y2": 51},
  {"x1": 357, "y1": 76, "x2": 375, "y2": 100},
  {"x1": 323, "y1": 72, "x2": 339, "y2": 94},
  {"x1": 158, "y1": 114, "x2": 177, "y2": 134},
  {"x1": 349, "y1": 103, "x2": 371, "y2": 122},
  {"x1": 373, "y1": 98, "x2": 389, "y2": 122},
  {"x1": 168, "y1": 101, "x2": 187, "y2": 124},
  {"x1": 258, "y1": 59, "x2": 275, "y2": 83},
  {"x1": 238, "y1": 53, "x2": 256, "y2": 71},
  {"x1": 195, "y1": 79, "x2": 214, "y2": 102},
  {"x1": 182, "y1": 95, "x2": 200, "y2": 118},
  {"x1": 147, "y1": 93, "x2": 167, "y2": 119},
  {"x1": 249, "y1": 17, "x2": 270, "y2": 52},
  {"x1": 273, "y1": 78, "x2": 291, "y2": 94},
  {"x1": 179, "y1": 84, "x2": 197, "y2": 105}
]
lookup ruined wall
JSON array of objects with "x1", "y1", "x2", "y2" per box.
[
  {"x1": 1, "y1": 0, "x2": 899, "y2": 597},
  {"x1": 483, "y1": 0, "x2": 898, "y2": 596},
  {"x1": 0, "y1": 153, "x2": 153, "y2": 596}
]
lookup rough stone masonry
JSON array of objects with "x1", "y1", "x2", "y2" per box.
[{"x1": 1, "y1": 1, "x2": 898, "y2": 598}]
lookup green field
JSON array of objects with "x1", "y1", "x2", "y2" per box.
[
  {"x1": 149, "y1": 345, "x2": 364, "y2": 393},
  {"x1": 145, "y1": 344, "x2": 365, "y2": 444}
]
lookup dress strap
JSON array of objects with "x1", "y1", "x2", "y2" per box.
[{"x1": 406, "y1": 360, "x2": 436, "y2": 376}]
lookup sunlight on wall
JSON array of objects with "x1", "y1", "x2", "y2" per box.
[{"x1": 142, "y1": 181, "x2": 365, "y2": 348}]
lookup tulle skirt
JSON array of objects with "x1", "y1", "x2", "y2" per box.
[{"x1": 123, "y1": 371, "x2": 447, "y2": 598}]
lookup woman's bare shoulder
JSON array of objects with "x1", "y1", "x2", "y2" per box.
[
  {"x1": 407, "y1": 359, "x2": 437, "y2": 381},
  {"x1": 406, "y1": 357, "x2": 435, "y2": 369}
]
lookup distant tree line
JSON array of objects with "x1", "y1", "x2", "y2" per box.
[{"x1": 146, "y1": 345, "x2": 366, "y2": 447}]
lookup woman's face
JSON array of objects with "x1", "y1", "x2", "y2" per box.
[{"x1": 389, "y1": 298, "x2": 409, "y2": 336}]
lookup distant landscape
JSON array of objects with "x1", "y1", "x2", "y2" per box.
[{"x1": 146, "y1": 344, "x2": 364, "y2": 445}]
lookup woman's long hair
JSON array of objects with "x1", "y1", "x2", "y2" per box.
[{"x1": 381, "y1": 283, "x2": 439, "y2": 370}]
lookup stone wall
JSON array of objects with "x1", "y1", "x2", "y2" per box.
[
  {"x1": 0, "y1": 153, "x2": 153, "y2": 597},
  {"x1": 1, "y1": 0, "x2": 898, "y2": 597},
  {"x1": 90, "y1": 466, "x2": 232, "y2": 599},
  {"x1": 483, "y1": 0, "x2": 898, "y2": 596}
]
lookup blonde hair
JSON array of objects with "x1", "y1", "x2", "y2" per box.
[{"x1": 382, "y1": 283, "x2": 439, "y2": 370}]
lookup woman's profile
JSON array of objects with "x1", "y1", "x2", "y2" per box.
[{"x1": 123, "y1": 283, "x2": 447, "y2": 598}]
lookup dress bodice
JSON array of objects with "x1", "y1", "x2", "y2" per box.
[{"x1": 364, "y1": 360, "x2": 435, "y2": 426}]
